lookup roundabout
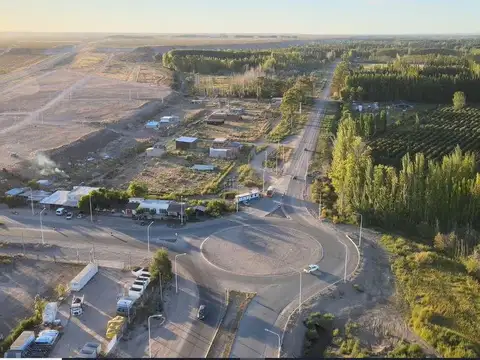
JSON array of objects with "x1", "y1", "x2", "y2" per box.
[{"x1": 200, "y1": 224, "x2": 323, "y2": 276}]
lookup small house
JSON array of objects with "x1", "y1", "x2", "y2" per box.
[
  {"x1": 166, "y1": 202, "x2": 186, "y2": 217},
  {"x1": 175, "y1": 136, "x2": 198, "y2": 150},
  {"x1": 137, "y1": 199, "x2": 171, "y2": 218},
  {"x1": 146, "y1": 145, "x2": 166, "y2": 157},
  {"x1": 145, "y1": 121, "x2": 160, "y2": 129},
  {"x1": 209, "y1": 148, "x2": 232, "y2": 159},
  {"x1": 160, "y1": 115, "x2": 180, "y2": 124},
  {"x1": 4, "y1": 187, "x2": 28, "y2": 197},
  {"x1": 191, "y1": 164, "x2": 216, "y2": 171}
]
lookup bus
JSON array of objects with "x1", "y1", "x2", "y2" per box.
[{"x1": 266, "y1": 186, "x2": 274, "y2": 198}]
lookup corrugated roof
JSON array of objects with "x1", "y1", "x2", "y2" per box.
[
  {"x1": 213, "y1": 137, "x2": 227, "y2": 143},
  {"x1": 176, "y1": 136, "x2": 198, "y2": 143},
  {"x1": 40, "y1": 191, "x2": 73, "y2": 206},
  {"x1": 139, "y1": 199, "x2": 171, "y2": 210},
  {"x1": 191, "y1": 164, "x2": 216, "y2": 171},
  {"x1": 20, "y1": 190, "x2": 52, "y2": 202},
  {"x1": 5, "y1": 187, "x2": 27, "y2": 196},
  {"x1": 146, "y1": 121, "x2": 159, "y2": 127}
]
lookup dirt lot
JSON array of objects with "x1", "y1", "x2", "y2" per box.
[
  {"x1": 183, "y1": 100, "x2": 274, "y2": 143},
  {"x1": 50, "y1": 267, "x2": 130, "y2": 358},
  {"x1": 70, "y1": 52, "x2": 108, "y2": 71},
  {"x1": 282, "y1": 225, "x2": 437, "y2": 358},
  {"x1": 0, "y1": 54, "x2": 50, "y2": 74},
  {"x1": 207, "y1": 291, "x2": 255, "y2": 358},
  {"x1": 0, "y1": 56, "x2": 172, "y2": 177},
  {"x1": 0, "y1": 258, "x2": 83, "y2": 339}
]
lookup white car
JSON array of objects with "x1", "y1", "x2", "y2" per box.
[{"x1": 303, "y1": 264, "x2": 319, "y2": 274}]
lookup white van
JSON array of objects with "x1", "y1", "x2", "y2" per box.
[{"x1": 56, "y1": 207, "x2": 66, "y2": 216}]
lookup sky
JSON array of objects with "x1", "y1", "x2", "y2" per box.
[{"x1": 0, "y1": 0, "x2": 478, "y2": 35}]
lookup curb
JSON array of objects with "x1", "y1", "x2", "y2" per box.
[
  {"x1": 277, "y1": 207, "x2": 362, "y2": 358},
  {"x1": 205, "y1": 289, "x2": 229, "y2": 358},
  {"x1": 227, "y1": 292, "x2": 256, "y2": 358}
]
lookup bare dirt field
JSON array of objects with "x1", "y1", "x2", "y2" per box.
[
  {"x1": 0, "y1": 257, "x2": 83, "y2": 339},
  {"x1": 0, "y1": 54, "x2": 50, "y2": 74},
  {"x1": 69, "y1": 52, "x2": 108, "y2": 71},
  {"x1": 0, "y1": 58, "x2": 172, "y2": 175}
]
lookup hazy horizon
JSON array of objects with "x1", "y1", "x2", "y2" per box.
[{"x1": 0, "y1": 0, "x2": 478, "y2": 35}]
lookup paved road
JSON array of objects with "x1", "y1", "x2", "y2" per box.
[
  {"x1": 0, "y1": 61, "x2": 361, "y2": 359},
  {"x1": 230, "y1": 61, "x2": 360, "y2": 359}
]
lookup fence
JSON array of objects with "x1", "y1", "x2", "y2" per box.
[{"x1": 0, "y1": 236, "x2": 151, "y2": 270}]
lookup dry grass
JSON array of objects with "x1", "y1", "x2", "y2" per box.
[
  {"x1": 381, "y1": 235, "x2": 480, "y2": 357},
  {"x1": 131, "y1": 152, "x2": 231, "y2": 195},
  {"x1": 207, "y1": 290, "x2": 256, "y2": 358},
  {"x1": 70, "y1": 52, "x2": 108, "y2": 70}
]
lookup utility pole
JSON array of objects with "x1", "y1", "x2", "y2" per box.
[
  {"x1": 89, "y1": 195, "x2": 93, "y2": 223},
  {"x1": 180, "y1": 196, "x2": 184, "y2": 225},
  {"x1": 318, "y1": 191, "x2": 322, "y2": 220},
  {"x1": 276, "y1": 141, "x2": 280, "y2": 175},
  {"x1": 235, "y1": 177, "x2": 239, "y2": 213},
  {"x1": 263, "y1": 151, "x2": 267, "y2": 193},
  {"x1": 159, "y1": 273, "x2": 163, "y2": 302},
  {"x1": 299, "y1": 102, "x2": 302, "y2": 114}
]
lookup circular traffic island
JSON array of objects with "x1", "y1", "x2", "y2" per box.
[{"x1": 201, "y1": 225, "x2": 322, "y2": 276}]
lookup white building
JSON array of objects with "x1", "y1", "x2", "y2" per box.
[
  {"x1": 40, "y1": 186, "x2": 99, "y2": 208},
  {"x1": 137, "y1": 199, "x2": 171, "y2": 217}
]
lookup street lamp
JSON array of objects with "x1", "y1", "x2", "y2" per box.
[
  {"x1": 264, "y1": 328, "x2": 281, "y2": 358},
  {"x1": 40, "y1": 208, "x2": 46, "y2": 245},
  {"x1": 147, "y1": 221, "x2": 154, "y2": 254},
  {"x1": 341, "y1": 241, "x2": 348, "y2": 283},
  {"x1": 175, "y1": 253, "x2": 186, "y2": 294},
  {"x1": 89, "y1": 194, "x2": 93, "y2": 223},
  {"x1": 25, "y1": 187, "x2": 34, "y2": 215},
  {"x1": 148, "y1": 314, "x2": 165, "y2": 358},
  {"x1": 356, "y1": 213, "x2": 363, "y2": 248},
  {"x1": 289, "y1": 267, "x2": 302, "y2": 312}
]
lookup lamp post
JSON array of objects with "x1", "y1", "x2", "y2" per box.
[
  {"x1": 356, "y1": 212, "x2": 363, "y2": 248},
  {"x1": 175, "y1": 253, "x2": 186, "y2": 294},
  {"x1": 26, "y1": 187, "x2": 34, "y2": 215},
  {"x1": 89, "y1": 194, "x2": 93, "y2": 223},
  {"x1": 289, "y1": 267, "x2": 302, "y2": 312},
  {"x1": 148, "y1": 314, "x2": 165, "y2": 358},
  {"x1": 39, "y1": 208, "x2": 46, "y2": 245},
  {"x1": 264, "y1": 328, "x2": 281, "y2": 358},
  {"x1": 147, "y1": 221, "x2": 154, "y2": 254}
]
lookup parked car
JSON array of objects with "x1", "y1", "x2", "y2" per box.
[
  {"x1": 303, "y1": 264, "x2": 319, "y2": 274},
  {"x1": 197, "y1": 305, "x2": 206, "y2": 320},
  {"x1": 131, "y1": 267, "x2": 150, "y2": 277},
  {"x1": 66, "y1": 213, "x2": 73, "y2": 220},
  {"x1": 76, "y1": 342, "x2": 101, "y2": 358},
  {"x1": 56, "y1": 207, "x2": 66, "y2": 216},
  {"x1": 34, "y1": 330, "x2": 60, "y2": 346}
]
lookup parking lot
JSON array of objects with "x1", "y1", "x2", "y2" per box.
[{"x1": 50, "y1": 268, "x2": 131, "y2": 358}]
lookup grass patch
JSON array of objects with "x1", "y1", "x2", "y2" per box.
[
  {"x1": 255, "y1": 144, "x2": 268, "y2": 154},
  {"x1": 262, "y1": 145, "x2": 293, "y2": 168},
  {"x1": 237, "y1": 164, "x2": 262, "y2": 188},
  {"x1": 206, "y1": 290, "x2": 255, "y2": 358},
  {"x1": 381, "y1": 235, "x2": 480, "y2": 357},
  {"x1": 267, "y1": 113, "x2": 308, "y2": 142}
]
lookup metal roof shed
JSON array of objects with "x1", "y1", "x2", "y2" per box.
[
  {"x1": 4, "y1": 188, "x2": 27, "y2": 196},
  {"x1": 191, "y1": 164, "x2": 216, "y2": 171},
  {"x1": 176, "y1": 136, "x2": 198, "y2": 150}
]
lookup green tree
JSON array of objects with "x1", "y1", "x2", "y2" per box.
[
  {"x1": 26, "y1": 180, "x2": 40, "y2": 190},
  {"x1": 128, "y1": 181, "x2": 148, "y2": 197},
  {"x1": 150, "y1": 248, "x2": 173, "y2": 281},
  {"x1": 453, "y1": 91, "x2": 466, "y2": 110}
]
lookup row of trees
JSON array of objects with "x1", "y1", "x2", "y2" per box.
[
  {"x1": 77, "y1": 182, "x2": 148, "y2": 212},
  {"x1": 336, "y1": 54, "x2": 480, "y2": 103},
  {"x1": 162, "y1": 47, "x2": 337, "y2": 75},
  {"x1": 326, "y1": 115, "x2": 480, "y2": 237}
]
